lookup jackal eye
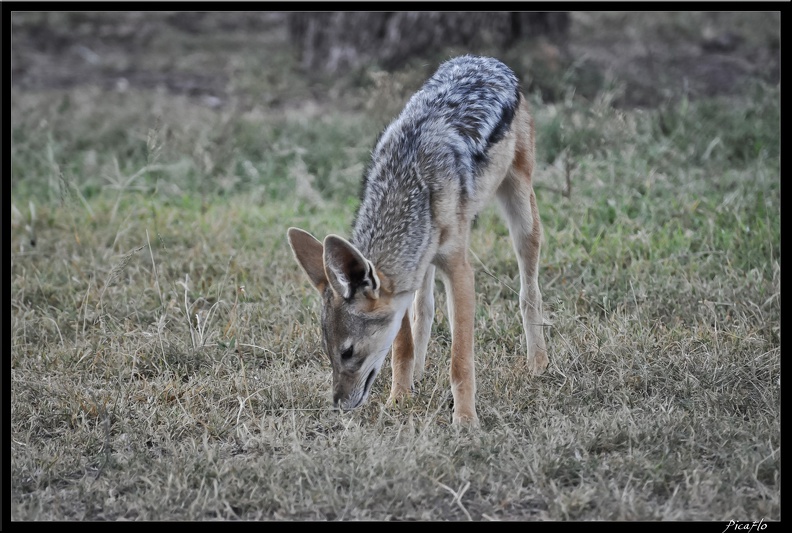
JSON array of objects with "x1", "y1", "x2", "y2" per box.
[{"x1": 341, "y1": 346, "x2": 354, "y2": 360}]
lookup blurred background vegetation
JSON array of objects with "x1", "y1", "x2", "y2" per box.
[{"x1": 11, "y1": 11, "x2": 780, "y2": 203}]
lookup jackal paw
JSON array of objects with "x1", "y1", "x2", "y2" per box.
[
  {"x1": 452, "y1": 410, "x2": 479, "y2": 427},
  {"x1": 527, "y1": 349, "x2": 549, "y2": 376},
  {"x1": 387, "y1": 384, "x2": 413, "y2": 405}
]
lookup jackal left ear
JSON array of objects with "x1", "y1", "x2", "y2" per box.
[
  {"x1": 323, "y1": 235, "x2": 380, "y2": 300},
  {"x1": 287, "y1": 227, "x2": 328, "y2": 293}
]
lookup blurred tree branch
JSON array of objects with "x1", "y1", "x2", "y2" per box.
[{"x1": 287, "y1": 12, "x2": 570, "y2": 74}]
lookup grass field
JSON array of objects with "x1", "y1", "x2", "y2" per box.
[{"x1": 10, "y1": 12, "x2": 780, "y2": 521}]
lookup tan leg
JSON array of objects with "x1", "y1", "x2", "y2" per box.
[
  {"x1": 411, "y1": 264, "x2": 435, "y2": 381},
  {"x1": 389, "y1": 308, "x2": 414, "y2": 403},
  {"x1": 440, "y1": 254, "x2": 478, "y2": 425},
  {"x1": 496, "y1": 142, "x2": 548, "y2": 375}
]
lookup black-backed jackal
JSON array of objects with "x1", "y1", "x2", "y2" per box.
[{"x1": 288, "y1": 55, "x2": 547, "y2": 425}]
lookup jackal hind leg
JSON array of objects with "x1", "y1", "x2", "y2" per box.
[{"x1": 496, "y1": 169, "x2": 548, "y2": 376}]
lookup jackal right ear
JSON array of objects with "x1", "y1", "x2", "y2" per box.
[{"x1": 287, "y1": 227, "x2": 328, "y2": 293}]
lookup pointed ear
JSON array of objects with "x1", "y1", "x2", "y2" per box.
[
  {"x1": 287, "y1": 227, "x2": 328, "y2": 293},
  {"x1": 323, "y1": 235, "x2": 380, "y2": 300}
]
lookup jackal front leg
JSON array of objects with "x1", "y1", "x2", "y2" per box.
[
  {"x1": 443, "y1": 255, "x2": 478, "y2": 426},
  {"x1": 411, "y1": 264, "x2": 435, "y2": 382},
  {"x1": 389, "y1": 308, "x2": 415, "y2": 404}
]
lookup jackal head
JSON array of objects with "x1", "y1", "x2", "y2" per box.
[{"x1": 287, "y1": 227, "x2": 411, "y2": 411}]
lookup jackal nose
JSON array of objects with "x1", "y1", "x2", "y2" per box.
[{"x1": 333, "y1": 393, "x2": 356, "y2": 411}]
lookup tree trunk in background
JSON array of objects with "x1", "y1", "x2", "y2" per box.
[{"x1": 288, "y1": 12, "x2": 570, "y2": 74}]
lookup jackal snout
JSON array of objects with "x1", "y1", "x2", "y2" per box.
[{"x1": 332, "y1": 367, "x2": 378, "y2": 411}]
